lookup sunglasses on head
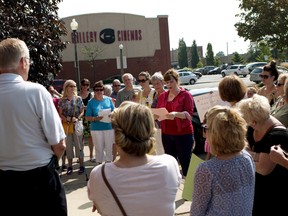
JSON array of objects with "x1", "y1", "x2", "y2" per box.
[
  {"x1": 259, "y1": 74, "x2": 271, "y2": 79},
  {"x1": 138, "y1": 79, "x2": 147, "y2": 83},
  {"x1": 94, "y1": 88, "x2": 104, "y2": 92}
]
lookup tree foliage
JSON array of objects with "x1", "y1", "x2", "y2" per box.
[
  {"x1": 178, "y1": 38, "x2": 188, "y2": 68},
  {"x1": 235, "y1": 0, "x2": 288, "y2": 50},
  {"x1": 0, "y1": 0, "x2": 67, "y2": 86},
  {"x1": 190, "y1": 40, "x2": 199, "y2": 69},
  {"x1": 205, "y1": 43, "x2": 214, "y2": 66},
  {"x1": 232, "y1": 52, "x2": 244, "y2": 63}
]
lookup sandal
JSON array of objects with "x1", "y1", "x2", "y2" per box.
[
  {"x1": 66, "y1": 167, "x2": 73, "y2": 175},
  {"x1": 78, "y1": 166, "x2": 85, "y2": 175}
]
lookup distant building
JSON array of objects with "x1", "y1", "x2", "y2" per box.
[{"x1": 58, "y1": 13, "x2": 171, "y2": 83}]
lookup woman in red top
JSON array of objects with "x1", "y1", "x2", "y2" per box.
[{"x1": 156, "y1": 69, "x2": 194, "y2": 177}]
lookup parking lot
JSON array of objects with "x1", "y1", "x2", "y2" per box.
[{"x1": 183, "y1": 74, "x2": 256, "y2": 90}]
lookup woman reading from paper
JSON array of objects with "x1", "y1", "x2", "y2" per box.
[
  {"x1": 85, "y1": 80, "x2": 115, "y2": 165},
  {"x1": 156, "y1": 68, "x2": 194, "y2": 178}
]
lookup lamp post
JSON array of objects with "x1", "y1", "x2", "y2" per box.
[
  {"x1": 70, "y1": 18, "x2": 81, "y2": 89},
  {"x1": 226, "y1": 41, "x2": 229, "y2": 64},
  {"x1": 119, "y1": 44, "x2": 124, "y2": 75}
]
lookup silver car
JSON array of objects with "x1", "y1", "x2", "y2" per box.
[
  {"x1": 178, "y1": 71, "x2": 198, "y2": 85},
  {"x1": 221, "y1": 64, "x2": 247, "y2": 77}
]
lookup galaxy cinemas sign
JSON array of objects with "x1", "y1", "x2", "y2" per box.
[{"x1": 71, "y1": 28, "x2": 142, "y2": 44}]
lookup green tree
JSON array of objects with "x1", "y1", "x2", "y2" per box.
[
  {"x1": 205, "y1": 43, "x2": 214, "y2": 65},
  {"x1": 197, "y1": 59, "x2": 204, "y2": 68},
  {"x1": 255, "y1": 41, "x2": 272, "y2": 62},
  {"x1": 232, "y1": 52, "x2": 244, "y2": 63},
  {"x1": 178, "y1": 38, "x2": 188, "y2": 68},
  {"x1": 214, "y1": 57, "x2": 221, "y2": 66},
  {"x1": 216, "y1": 51, "x2": 225, "y2": 58},
  {"x1": 0, "y1": 0, "x2": 67, "y2": 86},
  {"x1": 235, "y1": 0, "x2": 288, "y2": 50},
  {"x1": 191, "y1": 40, "x2": 199, "y2": 69}
]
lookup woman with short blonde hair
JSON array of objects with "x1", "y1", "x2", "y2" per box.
[
  {"x1": 207, "y1": 105, "x2": 248, "y2": 156},
  {"x1": 88, "y1": 101, "x2": 181, "y2": 215},
  {"x1": 190, "y1": 105, "x2": 255, "y2": 215}
]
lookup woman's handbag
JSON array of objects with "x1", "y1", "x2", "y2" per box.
[
  {"x1": 62, "y1": 121, "x2": 74, "y2": 134},
  {"x1": 74, "y1": 120, "x2": 83, "y2": 136},
  {"x1": 102, "y1": 163, "x2": 127, "y2": 216},
  {"x1": 62, "y1": 96, "x2": 78, "y2": 135}
]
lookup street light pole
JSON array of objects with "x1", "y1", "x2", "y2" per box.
[
  {"x1": 119, "y1": 44, "x2": 124, "y2": 76},
  {"x1": 226, "y1": 41, "x2": 229, "y2": 64},
  {"x1": 70, "y1": 18, "x2": 81, "y2": 89}
]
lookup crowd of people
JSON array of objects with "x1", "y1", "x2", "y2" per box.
[{"x1": 2, "y1": 37, "x2": 288, "y2": 216}]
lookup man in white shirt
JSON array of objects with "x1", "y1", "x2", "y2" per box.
[{"x1": 0, "y1": 38, "x2": 67, "y2": 215}]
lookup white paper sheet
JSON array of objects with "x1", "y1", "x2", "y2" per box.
[
  {"x1": 98, "y1": 108, "x2": 112, "y2": 123},
  {"x1": 151, "y1": 108, "x2": 169, "y2": 121}
]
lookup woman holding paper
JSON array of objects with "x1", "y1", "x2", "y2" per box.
[
  {"x1": 156, "y1": 68, "x2": 194, "y2": 178},
  {"x1": 85, "y1": 80, "x2": 115, "y2": 165}
]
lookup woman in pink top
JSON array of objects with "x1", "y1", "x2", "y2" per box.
[{"x1": 156, "y1": 68, "x2": 194, "y2": 177}]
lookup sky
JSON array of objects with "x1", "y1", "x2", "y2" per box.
[{"x1": 58, "y1": 0, "x2": 250, "y2": 55}]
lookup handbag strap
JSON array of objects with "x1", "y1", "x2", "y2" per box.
[{"x1": 101, "y1": 163, "x2": 127, "y2": 216}]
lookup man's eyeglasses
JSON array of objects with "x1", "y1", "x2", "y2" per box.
[
  {"x1": 94, "y1": 88, "x2": 104, "y2": 92},
  {"x1": 138, "y1": 79, "x2": 147, "y2": 83},
  {"x1": 201, "y1": 124, "x2": 209, "y2": 133},
  {"x1": 259, "y1": 74, "x2": 271, "y2": 79}
]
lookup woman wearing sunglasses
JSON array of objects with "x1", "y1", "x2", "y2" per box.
[
  {"x1": 138, "y1": 71, "x2": 155, "y2": 108},
  {"x1": 257, "y1": 60, "x2": 279, "y2": 106},
  {"x1": 85, "y1": 81, "x2": 115, "y2": 165},
  {"x1": 270, "y1": 74, "x2": 288, "y2": 127}
]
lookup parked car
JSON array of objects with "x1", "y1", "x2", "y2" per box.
[
  {"x1": 177, "y1": 69, "x2": 202, "y2": 79},
  {"x1": 221, "y1": 64, "x2": 247, "y2": 77},
  {"x1": 202, "y1": 66, "x2": 216, "y2": 75},
  {"x1": 250, "y1": 66, "x2": 288, "y2": 84},
  {"x1": 178, "y1": 71, "x2": 198, "y2": 85},
  {"x1": 207, "y1": 67, "x2": 221, "y2": 75},
  {"x1": 195, "y1": 67, "x2": 204, "y2": 74},
  {"x1": 243, "y1": 62, "x2": 267, "y2": 74},
  {"x1": 51, "y1": 79, "x2": 66, "y2": 93}
]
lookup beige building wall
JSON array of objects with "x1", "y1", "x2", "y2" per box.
[{"x1": 61, "y1": 13, "x2": 161, "y2": 62}]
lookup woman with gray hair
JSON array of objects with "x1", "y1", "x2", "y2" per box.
[
  {"x1": 238, "y1": 94, "x2": 288, "y2": 215},
  {"x1": 87, "y1": 101, "x2": 181, "y2": 216},
  {"x1": 151, "y1": 71, "x2": 166, "y2": 108}
]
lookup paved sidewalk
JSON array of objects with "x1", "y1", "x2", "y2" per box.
[{"x1": 61, "y1": 146, "x2": 192, "y2": 216}]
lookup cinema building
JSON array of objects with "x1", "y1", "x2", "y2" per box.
[{"x1": 59, "y1": 13, "x2": 171, "y2": 84}]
